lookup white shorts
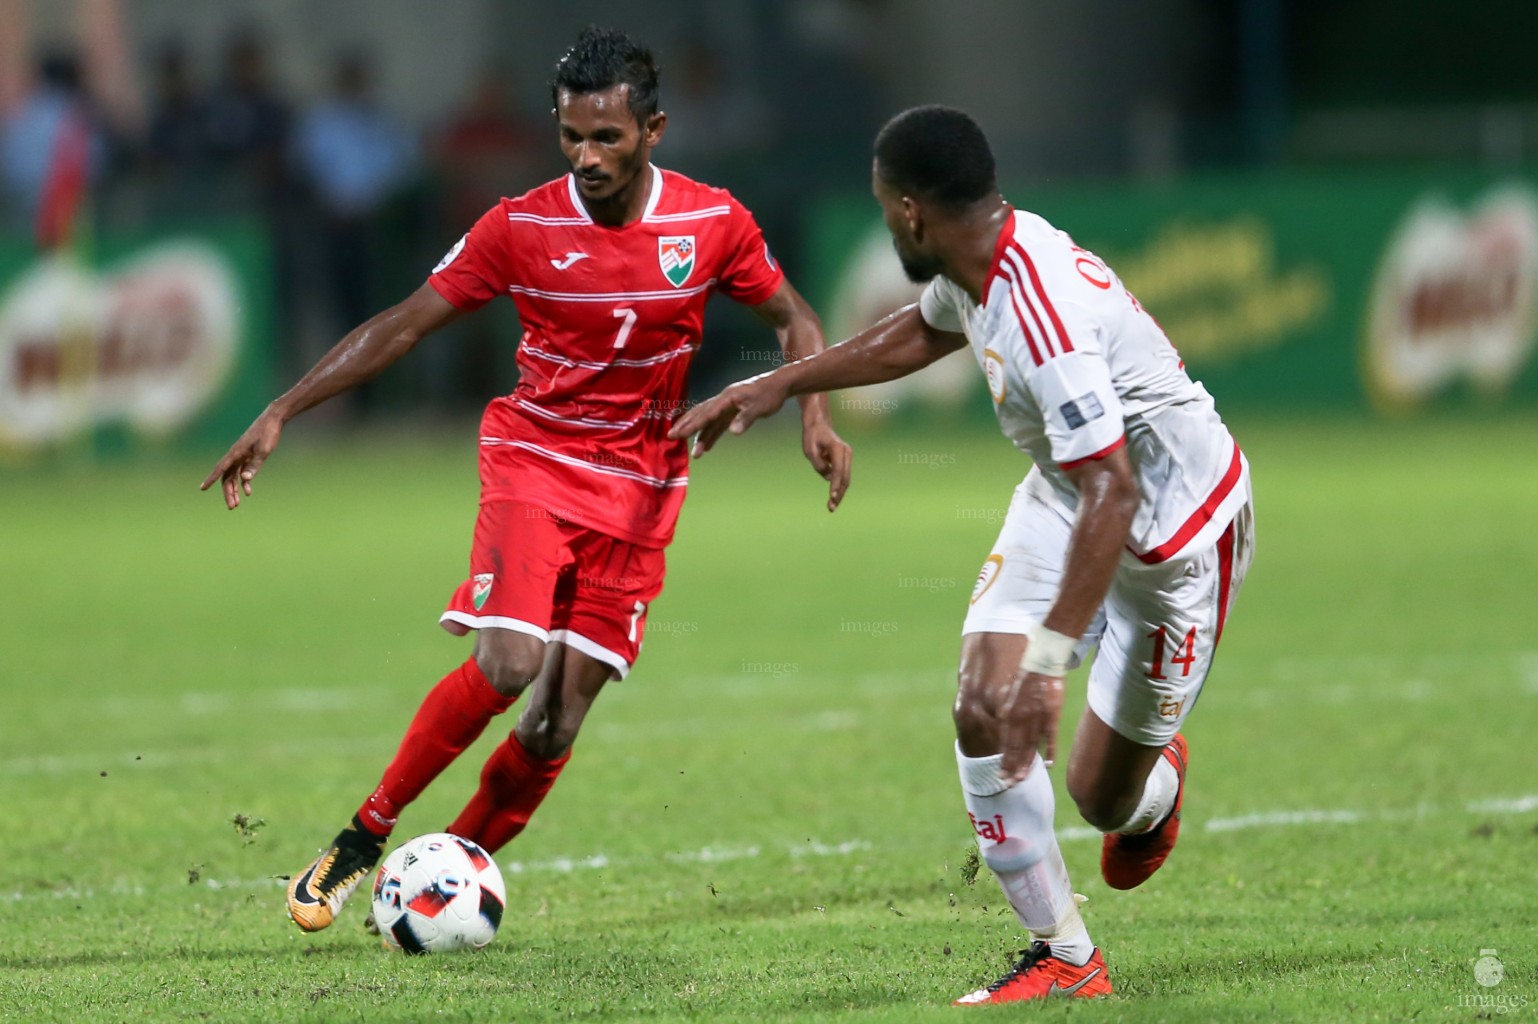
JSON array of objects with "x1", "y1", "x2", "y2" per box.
[{"x1": 962, "y1": 471, "x2": 1255, "y2": 746}]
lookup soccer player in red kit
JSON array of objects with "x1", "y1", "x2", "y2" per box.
[{"x1": 202, "y1": 27, "x2": 851, "y2": 933}]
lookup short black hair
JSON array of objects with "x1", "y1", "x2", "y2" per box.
[
  {"x1": 550, "y1": 26, "x2": 660, "y2": 122},
  {"x1": 873, "y1": 105, "x2": 996, "y2": 210}
]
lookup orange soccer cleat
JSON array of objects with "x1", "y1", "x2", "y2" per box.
[
  {"x1": 286, "y1": 817, "x2": 386, "y2": 932},
  {"x1": 953, "y1": 942, "x2": 1113, "y2": 1004},
  {"x1": 1101, "y1": 732, "x2": 1188, "y2": 890}
]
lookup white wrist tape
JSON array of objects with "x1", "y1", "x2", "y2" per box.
[{"x1": 1021, "y1": 625, "x2": 1076, "y2": 677}]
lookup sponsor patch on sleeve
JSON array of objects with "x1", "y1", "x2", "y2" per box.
[{"x1": 1059, "y1": 392, "x2": 1106, "y2": 430}]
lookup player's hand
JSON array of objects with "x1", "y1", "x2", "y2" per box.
[
  {"x1": 200, "y1": 409, "x2": 284, "y2": 509},
  {"x1": 800, "y1": 417, "x2": 852, "y2": 511},
  {"x1": 997, "y1": 669, "x2": 1065, "y2": 784},
  {"x1": 669, "y1": 374, "x2": 787, "y2": 457}
]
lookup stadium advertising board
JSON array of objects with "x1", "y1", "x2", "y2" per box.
[
  {"x1": 806, "y1": 171, "x2": 1538, "y2": 415},
  {"x1": 0, "y1": 223, "x2": 273, "y2": 458}
]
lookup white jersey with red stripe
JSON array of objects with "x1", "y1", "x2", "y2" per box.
[
  {"x1": 919, "y1": 207, "x2": 1249, "y2": 563},
  {"x1": 427, "y1": 164, "x2": 784, "y2": 547}
]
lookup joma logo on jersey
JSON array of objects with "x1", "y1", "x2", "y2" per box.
[{"x1": 658, "y1": 236, "x2": 696, "y2": 287}]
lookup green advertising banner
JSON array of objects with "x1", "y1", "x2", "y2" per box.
[
  {"x1": 806, "y1": 170, "x2": 1538, "y2": 415},
  {"x1": 0, "y1": 221, "x2": 274, "y2": 461}
]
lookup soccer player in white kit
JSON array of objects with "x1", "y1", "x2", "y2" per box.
[{"x1": 673, "y1": 105, "x2": 1255, "y2": 1004}]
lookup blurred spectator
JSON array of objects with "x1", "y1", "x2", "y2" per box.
[
  {"x1": 0, "y1": 0, "x2": 140, "y2": 244},
  {"x1": 205, "y1": 29, "x2": 290, "y2": 194},
  {"x1": 293, "y1": 53, "x2": 415, "y2": 220},
  {"x1": 0, "y1": 51, "x2": 107, "y2": 239},
  {"x1": 424, "y1": 69, "x2": 540, "y2": 407},
  {"x1": 435, "y1": 69, "x2": 541, "y2": 226},
  {"x1": 292, "y1": 52, "x2": 417, "y2": 408},
  {"x1": 657, "y1": 40, "x2": 767, "y2": 180},
  {"x1": 772, "y1": 1, "x2": 882, "y2": 176},
  {"x1": 143, "y1": 42, "x2": 208, "y2": 172}
]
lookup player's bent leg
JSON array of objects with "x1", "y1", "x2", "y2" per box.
[
  {"x1": 447, "y1": 644, "x2": 615, "y2": 854},
  {"x1": 953, "y1": 631, "x2": 1025, "y2": 754},
  {"x1": 288, "y1": 646, "x2": 534, "y2": 933},
  {"x1": 513, "y1": 641, "x2": 614, "y2": 759},
  {"x1": 951, "y1": 633, "x2": 1110, "y2": 1004},
  {"x1": 473, "y1": 627, "x2": 550, "y2": 697},
  {"x1": 1065, "y1": 709, "x2": 1169, "y2": 831},
  {"x1": 1067, "y1": 710, "x2": 1188, "y2": 890}
]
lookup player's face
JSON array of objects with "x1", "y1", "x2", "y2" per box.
[
  {"x1": 556, "y1": 85, "x2": 663, "y2": 205},
  {"x1": 872, "y1": 162, "x2": 944, "y2": 283}
]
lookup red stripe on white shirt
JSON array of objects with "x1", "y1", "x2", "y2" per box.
[
  {"x1": 1059, "y1": 435, "x2": 1126, "y2": 471},
  {"x1": 981, "y1": 206, "x2": 1019, "y2": 296},
  {"x1": 1009, "y1": 241, "x2": 1074, "y2": 355},
  {"x1": 1001, "y1": 249, "x2": 1061, "y2": 360},
  {"x1": 1002, "y1": 271, "x2": 1046, "y2": 365},
  {"x1": 1133, "y1": 441, "x2": 1243, "y2": 564}
]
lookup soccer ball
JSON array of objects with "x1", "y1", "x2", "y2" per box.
[{"x1": 371, "y1": 833, "x2": 506, "y2": 954}]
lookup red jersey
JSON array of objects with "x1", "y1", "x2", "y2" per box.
[{"x1": 428, "y1": 165, "x2": 784, "y2": 547}]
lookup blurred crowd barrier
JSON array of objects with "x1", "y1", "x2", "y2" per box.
[
  {"x1": 808, "y1": 169, "x2": 1538, "y2": 425},
  {"x1": 4, "y1": 164, "x2": 1538, "y2": 460},
  {"x1": 0, "y1": 221, "x2": 274, "y2": 458}
]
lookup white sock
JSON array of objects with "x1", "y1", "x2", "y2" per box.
[
  {"x1": 956, "y1": 744, "x2": 1093, "y2": 966},
  {"x1": 1107, "y1": 754, "x2": 1178, "y2": 835}
]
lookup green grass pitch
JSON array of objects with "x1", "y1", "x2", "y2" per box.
[{"x1": 2, "y1": 412, "x2": 1535, "y2": 1022}]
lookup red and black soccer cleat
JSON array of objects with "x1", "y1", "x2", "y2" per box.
[
  {"x1": 1101, "y1": 732, "x2": 1188, "y2": 890},
  {"x1": 953, "y1": 942, "x2": 1113, "y2": 1004}
]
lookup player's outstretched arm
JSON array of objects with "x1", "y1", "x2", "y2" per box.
[
  {"x1": 671, "y1": 303, "x2": 964, "y2": 457},
  {"x1": 751, "y1": 280, "x2": 852, "y2": 511},
  {"x1": 200, "y1": 284, "x2": 463, "y2": 509}
]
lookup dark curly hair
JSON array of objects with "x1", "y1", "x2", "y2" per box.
[
  {"x1": 874, "y1": 105, "x2": 997, "y2": 211},
  {"x1": 550, "y1": 26, "x2": 660, "y2": 122}
]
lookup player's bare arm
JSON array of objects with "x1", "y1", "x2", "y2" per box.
[
  {"x1": 201, "y1": 284, "x2": 464, "y2": 509},
  {"x1": 997, "y1": 447, "x2": 1139, "y2": 783},
  {"x1": 671, "y1": 302, "x2": 965, "y2": 456},
  {"x1": 750, "y1": 279, "x2": 853, "y2": 511}
]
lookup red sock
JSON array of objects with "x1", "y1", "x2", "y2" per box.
[
  {"x1": 446, "y1": 733, "x2": 570, "y2": 854},
  {"x1": 356, "y1": 658, "x2": 514, "y2": 835}
]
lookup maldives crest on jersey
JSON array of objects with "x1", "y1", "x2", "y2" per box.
[
  {"x1": 472, "y1": 573, "x2": 494, "y2": 611},
  {"x1": 658, "y1": 236, "x2": 696, "y2": 287}
]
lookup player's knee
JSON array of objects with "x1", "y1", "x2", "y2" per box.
[
  {"x1": 513, "y1": 713, "x2": 579, "y2": 761},
  {"x1": 952, "y1": 666, "x2": 999, "y2": 751},
  {"x1": 474, "y1": 645, "x2": 543, "y2": 697}
]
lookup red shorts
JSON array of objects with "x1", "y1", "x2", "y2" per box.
[{"x1": 440, "y1": 501, "x2": 666, "y2": 678}]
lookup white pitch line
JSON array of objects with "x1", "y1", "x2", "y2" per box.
[
  {"x1": 7, "y1": 794, "x2": 1535, "y2": 906},
  {"x1": 1467, "y1": 795, "x2": 1538, "y2": 815},
  {"x1": 1204, "y1": 808, "x2": 1368, "y2": 832}
]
